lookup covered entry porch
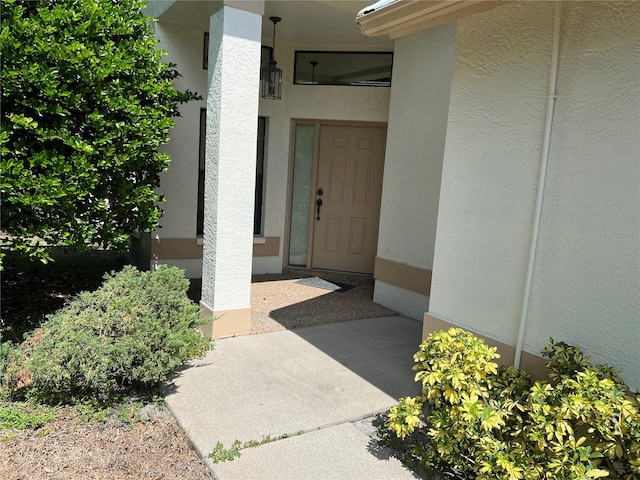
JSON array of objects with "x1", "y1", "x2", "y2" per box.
[{"x1": 188, "y1": 268, "x2": 396, "y2": 337}]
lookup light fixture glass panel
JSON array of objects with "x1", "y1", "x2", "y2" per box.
[
  {"x1": 262, "y1": 16, "x2": 283, "y2": 99},
  {"x1": 261, "y1": 61, "x2": 282, "y2": 99}
]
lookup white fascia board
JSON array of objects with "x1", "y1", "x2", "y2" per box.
[{"x1": 357, "y1": 0, "x2": 509, "y2": 39}]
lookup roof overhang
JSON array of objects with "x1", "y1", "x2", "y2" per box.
[{"x1": 356, "y1": 0, "x2": 510, "y2": 39}]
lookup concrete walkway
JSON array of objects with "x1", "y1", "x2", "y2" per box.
[{"x1": 164, "y1": 316, "x2": 425, "y2": 480}]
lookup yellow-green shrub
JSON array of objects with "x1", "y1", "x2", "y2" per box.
[{"x1": 384, "y1": 328, "x2": 640, "y2": 479}]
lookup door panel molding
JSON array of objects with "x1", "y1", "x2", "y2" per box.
[{"x1": 310, "y1": 124, "x2": 386, "y2": 274}]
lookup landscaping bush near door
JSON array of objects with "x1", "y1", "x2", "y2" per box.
[
  {"x1": 1, "y1": 266, "x2": 211, "y2": 404},
  {"x1": 385, "y1": 328, "x2": 640, "y2": 480}
]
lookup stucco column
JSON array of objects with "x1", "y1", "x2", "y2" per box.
[
  {"x1": 373, "y1": 21, "x2": 457, "y2": 320},
  {"x1": 200, "y1": 1, "x2": 263, "y2": 338}
]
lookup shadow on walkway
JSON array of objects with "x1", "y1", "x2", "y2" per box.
[{"x1": 189, "y1": 268, "x2": 397, "y2": 334}]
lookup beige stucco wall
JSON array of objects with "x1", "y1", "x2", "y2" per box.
[
  {"x1": 524, "y1": 1, "x2": 640, "y2": 389},
  {"x1": 154, "y1": 22, "x2": 208, "y2": 240},
  {"x1": 429, "y1": 2, "x2": 639, "y2": 389},
  {"x1": 372, "y1": 22, "x2": 457, "y2": 318},
  {"x1": 145, "y1": 21, "x2": 208, "y2": 277},
  {"x1": 429, "y1": 2, "x2": 554, "y2": 340}
]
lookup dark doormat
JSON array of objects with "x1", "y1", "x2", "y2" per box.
[{"x1": 294, "y1": 277, "x2": 355, "y2": 293}]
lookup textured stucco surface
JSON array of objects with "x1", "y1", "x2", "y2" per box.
[
  {"x1": 373, "y1": 280, "x2": 429, "y2": 321},
  {"x1": 154, "y1": 258, "x2": 203, "y2": 279},
  {"x1": 428, "y1": 2, "x2": 639, "y2": 389},
  {"x1": 524, "y1": 1, "x2": 640, "y2": 389},
  {"x1": 429, "y1": 2, "x2": 555, "y2": 343},
  {"x1": 153, "y1": 23, "x2": 207, "y2": 240},
  {"x1": 375, "y1": 22, "x2": 456, "y2": 272},
  {"x1": 372, "y1": 22, "x2": 456, "y2": 314},
  {"x1": 201, "y1": 6, "x2": 262, "y2": 312},
  {"x1": 252, "y1": 255, "x2": 282, "y2": 274},
  {"x1": 143, "y1": 0, "x2": 175, "y2": 21}
]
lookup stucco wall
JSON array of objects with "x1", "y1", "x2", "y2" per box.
[
  {"x1": 201, "y1": 6, "x2": 262, "y2": 314},
  {"x1": 429, "y1": 2, "x2": 639, "y2": 389},
  {"x1": 429, "y1": 2, "x2": 554, "y2": 341},
  {"x1": 524, "y1": 1, "x2": 640, "y2": 389},
  {"x1": 154, "y1": 22, "x2": 207, "y2": 239},
  {"x1": 373, "y1": 22, "x2": 457, "y2": 317},
  {"x1": 257, "y1": 41, "x2": 391, "y2": 273}
]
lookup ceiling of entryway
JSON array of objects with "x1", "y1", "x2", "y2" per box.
[
  {"x1": 263, "y1": 1, "x2": 393, "y2": 47},
  {"x1": 154, "y1": 0, "x2": 393, "y2": 48}
]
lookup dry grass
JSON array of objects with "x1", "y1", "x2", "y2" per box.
[{"x1": 0, "y1": 409, "x2": 212, "y2": 480}]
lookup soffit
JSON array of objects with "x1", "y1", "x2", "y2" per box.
[
  {"x1": 356, "y1": 0, "x2": 510, "y2": 39},
  {"x1": 263, "y1": 1, "x2": 392, "y2": 48},
  {"x1": 154, "y1": 0, "x2": 394, "y2": 49}
]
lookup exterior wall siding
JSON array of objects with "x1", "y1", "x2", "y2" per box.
[
  {"x1": 525, "y1": 1, "x2": 640, "y2": 390},
  {"x1": 373, "y1": 22, "x2": 457, "y2": 318},
  {"x1": 428, "y1": 2, "x2": 640, "y2": 389},
  {"x1": 429, "y1": 2, "x2": 554, "y2": 341},
  {"x1": 154, "y1": 22, "x2": 208, "y2": 240}
]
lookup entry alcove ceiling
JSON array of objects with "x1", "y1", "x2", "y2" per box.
[
  {"x1": 261, "y1": 1, "x2": 393, "y2": 48},
  {"x1": 152, "y1": 0, "x2": 507, "y2": 45},
  {"x1": 149, "y1": 0, "x2": 394, "y2": 48}
]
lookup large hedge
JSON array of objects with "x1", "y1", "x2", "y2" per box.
[{"x1": 0, "y1": 0, "x2": 198, "y2": 264}]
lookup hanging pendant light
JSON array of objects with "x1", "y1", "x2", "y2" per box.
[{"x1": 261, "y1": 16, "x2": 282, "y2": 100}]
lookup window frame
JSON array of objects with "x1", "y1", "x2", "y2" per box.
[
  {"x1": 293, "y1": 50, "x2": 394, "y2": 87},
  {"x1": 196, "y1": 108, "x2": 207, "y2": 237},
  {"x1": 254, "y1": 116, "x2": 267, "y2": 236}
]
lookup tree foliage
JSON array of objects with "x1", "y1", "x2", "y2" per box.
[{"x1": 0, "y1": 0, "x2": 198, "y2": 264}]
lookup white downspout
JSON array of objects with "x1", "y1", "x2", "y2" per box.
[{"x1": 514, "y1": 2, "x2": 563, "y2": 369}]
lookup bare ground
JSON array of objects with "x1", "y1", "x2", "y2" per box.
[{"x1": 0, "y1": 408, "x2": 212, "y2": 480}]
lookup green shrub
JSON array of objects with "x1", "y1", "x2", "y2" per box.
[
  {"x1": 0, "y1": 402, "x2": 58, "y2": 430},
  {"x1": 1, "y1": 0, "x2": 200, "y2": 265},
  {"x1": 384, "y1": 328, "x2": 640, "y2": 479},
  {"x1": 0, "y1": 340, "x2": 29, "y2": 400},
  {"x1": 1, "y1": 265, "x2": 211, "y2": 403}
]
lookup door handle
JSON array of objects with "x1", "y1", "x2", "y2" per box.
[{"x1": 316, "y1": 198, "x2": 323, "y2": 221}]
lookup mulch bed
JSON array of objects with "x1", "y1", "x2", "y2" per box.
[{"x1": 0, "y1": 409, "x2": 212, "y2": 480}]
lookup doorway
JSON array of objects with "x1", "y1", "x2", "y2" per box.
[{"x1": 287, "y1": 122, "x2": 386, "y2": 274}]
